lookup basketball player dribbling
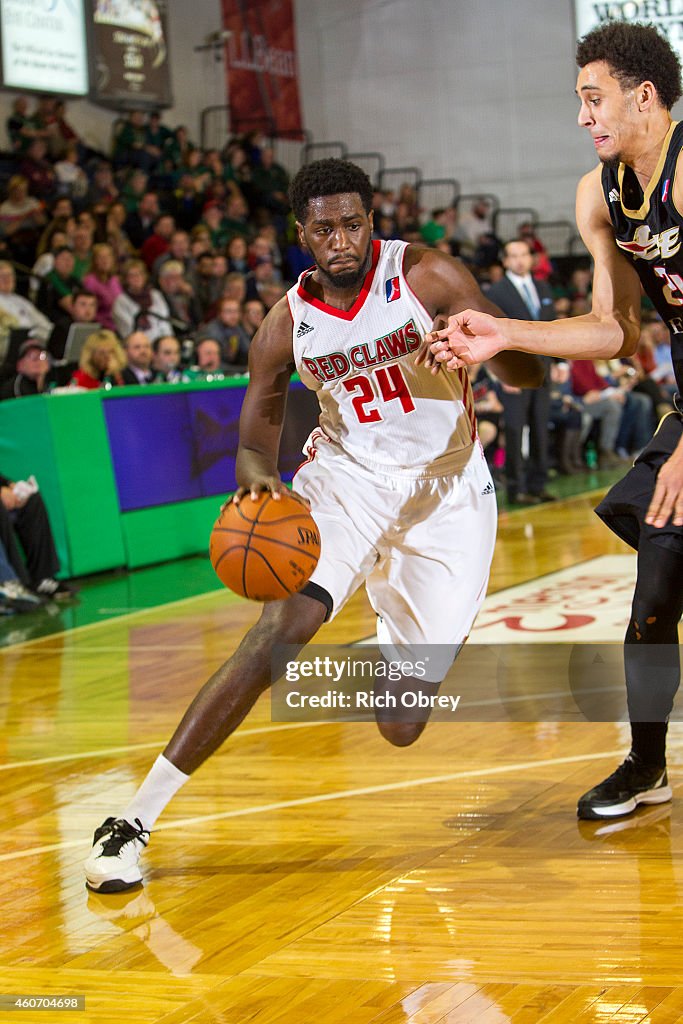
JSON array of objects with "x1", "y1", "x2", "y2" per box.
[
  {"x1": 428, "y1": 22, "x2": 683, "y2": 821},
  {"x1": 84, "y1": 159, "x2": 542, "y2": 892}
]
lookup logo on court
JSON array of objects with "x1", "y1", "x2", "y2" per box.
[
  {"x1": 385, "y1": 276, "x2": 401, "y2": 302},
  {"x1": 297, "y1": 321, "x2": 314, "y2": 338}
]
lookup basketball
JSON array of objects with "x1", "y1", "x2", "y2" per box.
[{"x1": 209, "y1": 491, "x2": 321, "y2": 601}]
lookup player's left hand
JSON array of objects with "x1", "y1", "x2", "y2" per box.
[
  {"x1": 645, "y1": 453, "x2": 683, "y2": 528},
  {"x1": 426, "y1": 310, "x2": 509, "y2": 373}
]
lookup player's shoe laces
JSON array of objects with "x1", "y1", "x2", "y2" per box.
[
  {"x1": 577, "y1": 753, "x2": 672, "y2": 820},
  {"x1": 84, "y1": 817, "x2": 149, "y2": 893}
]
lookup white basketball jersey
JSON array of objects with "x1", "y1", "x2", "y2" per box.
[{"x1": 288, "y1": 239, "x2": 476, "y2": 473}]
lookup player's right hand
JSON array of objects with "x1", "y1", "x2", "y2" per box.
[
  {"x1": 231, "y1": 477, "x2": 285, "y2": 506},
  {"x1": 426, "y1": 310, "x2": 509, "y2": 371}
]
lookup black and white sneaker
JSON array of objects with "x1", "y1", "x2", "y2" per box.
[
  {"x1": 577, "y1": 754, "x2": 672, "y2": 820},
  {"x1": 36, "y1": 578, "x2": 77, "y2": 601},
  {"x1": 0, "y1": 580, "x2": 43, "y2": 613},
  {"x1": 84, "y1": 817, "x2": 150, "y2": 893}
]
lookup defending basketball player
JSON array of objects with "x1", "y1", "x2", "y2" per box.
[
  {"x1": 84, "y1": 159, "x2": 542, "y2": 892},
  {"x1": 427, "y1": 22, "x2": 683, "y2": 821}
]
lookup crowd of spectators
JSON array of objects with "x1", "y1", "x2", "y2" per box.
[
  {"x1": 0, "y1": 97, "x2": 296, "y2": 398},
  {"x1": 0, "y1": 96, "x2": 677, "y2": 609}
]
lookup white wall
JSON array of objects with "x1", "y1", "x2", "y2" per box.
[
  {"x1": 293, "y1": 0, "x2": 682, "y2": 222},
  {"x1": 0, "y1": 0, "x2": 224, "y2": 153}
]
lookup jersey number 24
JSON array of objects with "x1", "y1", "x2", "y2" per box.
[{"x1": 342, "y1": 365, "x2": 415, "y2": 423}]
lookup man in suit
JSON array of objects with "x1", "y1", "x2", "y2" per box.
[
  {"x1": 121, "y1": 331, "x2": 155, "y2": 386},
  {"x1": 486, "y1": 239, "x2": 556, "y2": 505}
]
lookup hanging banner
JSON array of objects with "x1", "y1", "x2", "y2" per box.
[
  {"x1": 221, "y1": 0, "x2": 303, "y2": 138},
  {"x1": 90, "y1": 0, "x2": 173, "y2": 109}
]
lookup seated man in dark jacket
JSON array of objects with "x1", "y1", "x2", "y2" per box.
[
  {"x1": 0, "y1": 471, "x2": 72, "y2": 598},
  {"x1": 0, "y1": 338, "x2": 57, "y2": 400}
]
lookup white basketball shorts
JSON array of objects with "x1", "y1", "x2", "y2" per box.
[{"x1": 292, "y1": 434, "x2": 497, "y2": 682}]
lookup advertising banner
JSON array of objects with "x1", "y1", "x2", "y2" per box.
[
  {"x1": 575, "y1": 2, "x2": 683, "y2": 65},
  {"x1": 90, "y1": 0, "x2": 172, "y2": 109},
  {"x1": 0, "y1": 0, "x2": 88, "y2": 95}
]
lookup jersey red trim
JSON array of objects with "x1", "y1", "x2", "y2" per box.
[
  {"x1": 401, "y1": 242, "x2": 437, "y2": 323},
  {"x1": 458, "y1": 367, "x2": 477, "y2": 442},
  {"x1": 291, "y1": 427, "x2": 328, "y2": 480},
  {"x1": 296, "y1": 240, "x2": 381, "y2": 321}
]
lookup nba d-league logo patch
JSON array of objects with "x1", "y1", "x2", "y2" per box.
[{"x1": 385, "y1": 276, "x2": 401, "y2": 302}]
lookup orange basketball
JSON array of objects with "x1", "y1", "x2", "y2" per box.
[{"x1": 209, "y1": 491, "x2": 321, "y2": 601}]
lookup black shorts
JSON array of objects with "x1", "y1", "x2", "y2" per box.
[{"x1": 595, "y1": 412, "x2": 683, "y2": 552}]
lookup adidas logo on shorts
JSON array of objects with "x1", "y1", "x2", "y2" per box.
[
  {"x1": 297, "y1": 321, "x2": 314, "y2": 338},
  {"x1": 481, "y1": 481, "x2": 495, "y2": 496}
]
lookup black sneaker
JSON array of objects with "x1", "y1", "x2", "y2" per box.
[
  {"x1": 84, "y1": 817, "x2": 150, "y2": 892},
  {"x1": 577, "y1": 754, "x2": 672, "y2": 820}
]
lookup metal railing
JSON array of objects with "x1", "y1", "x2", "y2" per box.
[
  {"x1": 197, "y1": 107, "x2": 585, "y2": 261},
  {"x1": 345, "y1": 151, "x2": 385, "y2": 187},
  {"x1": 378, "y1": 165, "x2": 422, "y2": 191},
  {"x1": 493, "y1": 206, "x2": 539, "y2": 241},
  {"x1": 418, "y1": 177, "x2": 460, "y2": 212},
  {"x1": 569, "y1": 233, "x2": 590, "y2": 257},
  {"x1": 301, "y1": 140, "x2": 348, "y2": 165},
  {"x1": 534, "y1": 219, "x2": 575, "y2": 258},
  {"x1": 199, "y1": 105, "x2": 311, "y2": 161}
]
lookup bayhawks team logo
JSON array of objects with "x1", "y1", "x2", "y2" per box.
[
  {"x1": 616, "y1": 224, "x2": 681, "y2": 261},
  {"x1": 385, "y1": 276, "x2": 401, "y2": 302}
]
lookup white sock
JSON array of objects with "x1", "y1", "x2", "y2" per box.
[{"x1": 121, "y1": 754, "x2": 190, "y2": 832}]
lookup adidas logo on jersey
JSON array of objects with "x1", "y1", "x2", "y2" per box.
[
  {"x1": 481, "y1": 481, "x2": 495, "y2": 496},
  {"x1": 297, "y1": 321, "x2": 314, "y2": 338},
  {"x1": 608, "y1": 188, "x2": 620, "y2": 203}
]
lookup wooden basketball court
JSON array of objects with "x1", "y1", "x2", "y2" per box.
[{"x1": 2, "y1": 490, "x2": 682, "y2": 1024}]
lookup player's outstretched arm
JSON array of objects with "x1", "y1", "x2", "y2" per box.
[
  {"x1": 407, "y1": 246, "x2": 544, "y2": 387},
  {"x1": 426, "y1": 168, "x2": 641, "y2": 371},
  {"x1": 234, "y1": 298, "x2": 295, "y2": 503}
]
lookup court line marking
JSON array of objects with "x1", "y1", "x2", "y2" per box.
[
  {"x1": 0, "y1": 587, "x2": 228, "y2": 653},
  {"x1": 0, "y1": 484, "x2": 616, "y2": 655},
  {"x1": 16, "y1": 645, "x2": 222, "y2": 653},
  {"x1": 1, "y1": 550, "x2": 623, "y2": 659},
  {"x1": 0, "y1": 721, "x2": 331, "y2": 772},
  {"x1": 0, "y1": 674, "x2": 628, "y2": 773},
  {"x1": 0, "y1": 749, "x2": 628, "y2": 864}
]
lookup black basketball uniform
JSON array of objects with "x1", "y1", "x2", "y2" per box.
[{"x1": 595, "y1": 119, "x2": 683, "y2": 550}]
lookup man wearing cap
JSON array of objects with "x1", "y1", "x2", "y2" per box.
[{"x1": 0, "y1": 338, "x2": 57, "y2": 399}]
